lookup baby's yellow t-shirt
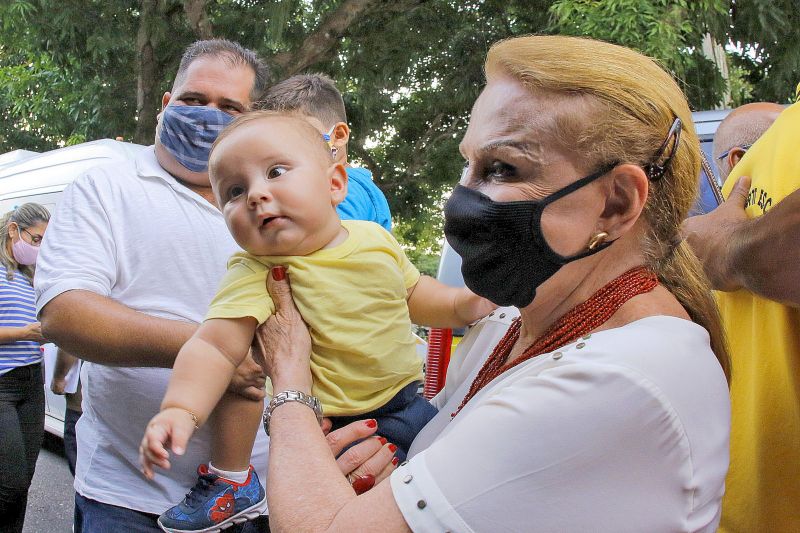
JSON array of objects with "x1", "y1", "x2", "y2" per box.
[{"x1": 206, "y1": 220, "x2": 423, "y2": 416}]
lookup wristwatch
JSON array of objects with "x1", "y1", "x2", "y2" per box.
[{"x1": 263, "y1": 390, "x2": 323, "y2": 436}]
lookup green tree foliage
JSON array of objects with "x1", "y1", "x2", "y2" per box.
[
  {"x1": 0, "y1": 1, "x2": 141, "y2": 149},
  {"x1": 549, "y1": 0, "x2": 729, "y2": 108},
  {"x1": 728, "y1": 0, "x2": 800, "y2": 104},
  {"x1": 1, "y1": 0, "x2": 797, "y2": 258}
]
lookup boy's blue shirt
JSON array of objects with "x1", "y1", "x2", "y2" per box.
[{"x1": 337, "y1": 167, "x2": 392, "y2": 231}]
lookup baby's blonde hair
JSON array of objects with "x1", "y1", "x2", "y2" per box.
[
  {"x1": 486, "y1": 35, "x2": 729, "y2": 381},
  {"x1": 210, "y1": 110, "x2": 331, "y2": 173}
]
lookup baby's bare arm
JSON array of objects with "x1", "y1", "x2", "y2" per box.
[
  {"x1": 406, "y1": 275, "x2": 496, "y2": 328},
  {"x1": 161, "y1": 317, "x2": 258, "y2": 426}
]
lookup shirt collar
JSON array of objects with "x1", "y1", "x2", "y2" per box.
[{"x1": 135, "y1": 146, "x2": 222, "y2": 215}]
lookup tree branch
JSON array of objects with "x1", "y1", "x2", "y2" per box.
[
  {"x1": 405, "y1": 112, "x2": 445, "y2": 178},
  {"x1": 270, "y1": 0, "x2": 429, "y2": 77}
]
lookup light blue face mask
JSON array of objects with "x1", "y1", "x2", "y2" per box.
[{"x1": 158, "y1": 105, "x2": 235, "y2": 172}]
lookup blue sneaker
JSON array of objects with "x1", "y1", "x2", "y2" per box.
[{"x1": 158, "y1": 464, "x2": 267, "y2": 533}]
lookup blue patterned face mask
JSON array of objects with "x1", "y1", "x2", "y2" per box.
[{"x1": 158, "y1": 105, "x2": 235, "y2": 172}]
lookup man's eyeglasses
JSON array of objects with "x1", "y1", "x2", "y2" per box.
[
  {"x1": 21, "y1": 228, "x2": 43, "y2": 246},
  {"x1": 717, "y1": 144, "x2": 752, "y2": 161}
]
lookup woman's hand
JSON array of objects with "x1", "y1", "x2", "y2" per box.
[
  {"x1": 228, "y1": 352, "x2": 267, "y2": 401},
  {"x1": 330, "y1": 419, "x2": 400, "y2": 494},
  {"x1": 21, "y1": 322, "x2": 46, "y2": 343},
  {"x1": 251, "y1": 266, "x2": 313, "y2": 392}
]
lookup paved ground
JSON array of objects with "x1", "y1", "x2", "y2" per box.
[{"x1": 24, "y1": 433, "x2": 74, "y2": 533}]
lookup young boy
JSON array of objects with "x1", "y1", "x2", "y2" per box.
[
  {"x1": 257, "y1": 73, "x2": 392, "y2": 231},
  {"x1": 140, "y1": 113, "x2": 493, "y2": 532}
]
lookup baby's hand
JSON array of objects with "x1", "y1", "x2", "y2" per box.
[{"x1": 139, "y1": 407, "x2": 197, "y2": 480}]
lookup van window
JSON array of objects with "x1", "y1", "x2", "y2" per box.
[{"x1": 0, "y1": 193, "x2": 61, "y2": 217}]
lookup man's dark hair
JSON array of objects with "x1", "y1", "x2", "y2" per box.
[
  {"x1": 174, "y1": 39, "x2": 269, "y2": 101},
  {"x1": 256, "y1": 73, "x2": 347, "y2": 127}
]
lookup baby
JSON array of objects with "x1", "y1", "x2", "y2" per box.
[{"x1": 141, "y1": 112, "x2": 493, "y2": 532}]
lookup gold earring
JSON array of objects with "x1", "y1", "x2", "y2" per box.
[{"x1": 587, "y1": 231, "x2": 609, "y2": 250}]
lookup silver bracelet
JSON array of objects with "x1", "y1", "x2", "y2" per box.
[{"x1": 263, "y1": 390, "x2": 323, "y2": 436}]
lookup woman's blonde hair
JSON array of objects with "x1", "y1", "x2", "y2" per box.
[
  {"x1": 0, "y1": 202, "x2": 50, "y2": 283},
  {"x1": 485, "y1": 35, "x2": 730, "y2": 381}
]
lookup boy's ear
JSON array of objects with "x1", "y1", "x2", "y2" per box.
[
  {"x1": 328, "y1": 163, "x2": 348, "y2": 206},
  {"x1": 331, "y1": 122, "x2": 350, "y2": 149}
]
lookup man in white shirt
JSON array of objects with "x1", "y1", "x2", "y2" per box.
[{"x1": 35, "y1": 39, "x2": 271, "y2": 533}]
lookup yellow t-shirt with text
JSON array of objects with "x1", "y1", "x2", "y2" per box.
[
  {"x1": 206, "y1": 220, "x2": 423, "y2": 416},
  {"x1": 718, "y1": 102, "x2": 800, "y2": 532}
]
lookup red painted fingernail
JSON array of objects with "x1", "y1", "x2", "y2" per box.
[
  {"x1": 351, "y1": 474, "x2": 376, "y2": 495},
  {"x1": 392, "y1": 457, "x2": 399, "y2": 466},
  {"x1": 376, "y1": 437, "x2": 387, "y2": 445},
  {"x1": 388, "y1": 444, "x2": 397, "y2": 453},
  {"x1": 365, "y1": 419, "x2": 377, "y2": 429},
  {"x1": 272, "y1": 266, "x2": 286, "y2": 281},
  {"x1": 271, "y1": 266, "x2": 286, "y2": 281}
]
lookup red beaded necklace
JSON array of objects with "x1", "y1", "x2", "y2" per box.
[{"x1": 452, "y1": 266, "x2": 659, "y2": 417}]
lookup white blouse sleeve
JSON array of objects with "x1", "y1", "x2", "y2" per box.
[{"x1": 391, "y1": 362, "x2": 698, "y2": 533}]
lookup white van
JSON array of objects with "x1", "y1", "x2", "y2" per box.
[{"x1": 0, "y1": 139, "x2": 145, "y2": 436}]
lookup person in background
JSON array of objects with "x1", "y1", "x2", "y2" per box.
[
  {"x1": 0, "y1": 203, "x2": 50, "y2": 533},
  {"x1": 254, "y1": 35, "x2": 731, "y2": 532},
  {"x1": 257, "y1": 73, "x2": 393, "y2": 231},
  {"x1": 685, "y1": 95, "x2": 800, "y2": 532},
  {"x1": 50, "y1": 347, "x2": 81, "y2": 477},
  {"x1": 712, "y1": 102, "x2": 783, "y2": 184}
]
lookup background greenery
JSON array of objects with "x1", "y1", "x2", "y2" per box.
[{"x1": 1, "y1": 0, "x2": 797, "y2": 273}]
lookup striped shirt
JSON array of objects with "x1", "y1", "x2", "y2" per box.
[{"x1": 0, "y1": 264, "x2": 40, "y2": 375}]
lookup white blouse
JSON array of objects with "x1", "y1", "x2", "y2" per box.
[{"x1": 391, "y1": 310, "x2": 730, "y2": 532}]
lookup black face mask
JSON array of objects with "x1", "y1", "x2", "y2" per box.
[{"x1": 443, "y1": 164, "x2": 617, "y2": 308}]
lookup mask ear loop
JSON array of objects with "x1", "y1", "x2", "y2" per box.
[
  {"x1": 322, "y1": 132, "x2": 338, "y2": 160},
  {"x1": 644, "y1": 117, "x2": 682, "y2": 181}
]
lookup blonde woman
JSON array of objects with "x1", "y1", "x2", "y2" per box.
[
  {"x1": 257, "y1": 36, "x2": 731, "y2": 532},
  {"x1": 0, "y1": 202, "x2": 50, "y2": 533}
]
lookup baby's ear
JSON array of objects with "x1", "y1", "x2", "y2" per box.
[{"x1": 328, "y1": 163, "x2": 348, "y2": 206}]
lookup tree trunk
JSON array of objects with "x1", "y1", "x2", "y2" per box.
[
  {"x1": 271, "y1": 0, "x2": 429, "y2": 78},
  {"x1": 183, "y1": 0, "x2": 213, "y2": 39},
  {"x1": 134, "y1": 0, "x2": 163, "y2": 145}
]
